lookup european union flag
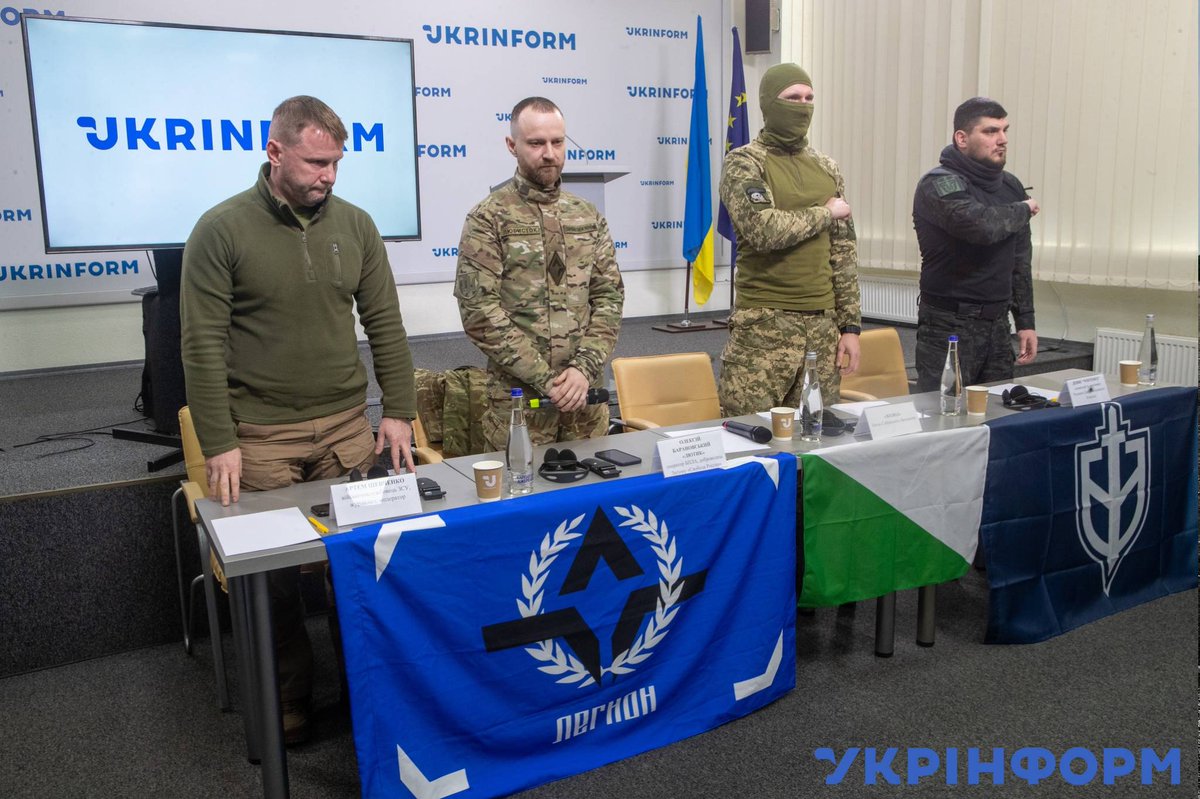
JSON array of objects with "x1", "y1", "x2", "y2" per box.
[
  {"x1": 682, "y1": 15, "x2": 714, "y2": 305},
  {"x1": 716, "y1": 26, "x2": 749, "y2": 272}
]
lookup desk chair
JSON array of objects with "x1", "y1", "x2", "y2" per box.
[
  {"x1": 610, "y1": 352, "x2": 720, "y2": 429},
  {"x1": 172, "y1": 405, "x2": 230, "y2": 709},
  {"x1": 838, "y1": 327, "x2": 910, "y2": 401},
  {"x1": 411, "y1": 416, "x2": 443, "y2": 464}
]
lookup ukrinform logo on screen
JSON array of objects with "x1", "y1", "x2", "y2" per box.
[{"x1": 74, "y1": 117, "x2": 385, "y2": 152}]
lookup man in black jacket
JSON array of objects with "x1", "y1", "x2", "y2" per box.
[{"x1": 912, "y1": 97, "x2": 1041, "y2": 390}]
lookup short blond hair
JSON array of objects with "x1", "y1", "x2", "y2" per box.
[{"x1": 269, "y1": 95, "x2": 348, "y2": 145}]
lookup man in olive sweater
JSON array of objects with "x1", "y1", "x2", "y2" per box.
[{"x1": 181, "y1": 96, "x2": 417, "y2": 743}]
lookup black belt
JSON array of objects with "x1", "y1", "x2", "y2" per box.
[{"x1": 920, "y1": 294, "x2": 1009, "y2": 321}]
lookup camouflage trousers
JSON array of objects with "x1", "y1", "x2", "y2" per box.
[
  {"x1": 481, "y1": 380, "x2": 610, "y2": 451},
  {"x1": 718, "y1": 306, "x2": 841, "y2": 415},
  {"x1": 914, "y1": 304, "x2": 1015, "y2": 392}
]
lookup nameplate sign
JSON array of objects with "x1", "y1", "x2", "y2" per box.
[
  {"x1": 331, "y1": 473, "x2": 422, "y2": 527},
  {"x1": 657, "y1": 429, "x2": 726, "y2": 478},
  {"x1": 1059, "y1": 374, "x2": 1110, "y2": 408},
  {"x1": 859, "y1": 401, "x2": 923, "y2": 440}
]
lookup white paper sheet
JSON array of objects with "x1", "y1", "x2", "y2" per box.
[
  {"x1": 665, "y1": 425, "x2": 771, "y2": 453},
  {"x1": 211, "y1": 507, "x2": 321, "y2": 557},
  {"x1": 829, "y1": 400, "x2": 889, "y2": 417}
]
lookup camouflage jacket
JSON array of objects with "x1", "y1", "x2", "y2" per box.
[
  {"x1": 454, "y1": 170, "x2": 625, "y2": 395},
  {"x1": 719, "y1": 136, "x2": 860, "y2": 330},
  {"x1": 912, "y1": 146, "x2": 1035, "y2": 330}
]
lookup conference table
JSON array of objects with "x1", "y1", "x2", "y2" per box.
[
  {"x1": 197, "y1": 429, "x2": 796, "y2": 799},
  {"x1": 194, "y1": 368, "x2": 1196, "y2": 798}
]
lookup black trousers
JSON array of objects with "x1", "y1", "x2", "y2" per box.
[{"x1": 914, "y1": 304, "x2": 1015, "y2": 392}]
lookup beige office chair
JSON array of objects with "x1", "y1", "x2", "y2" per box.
[
  {"x1": 411, "y1": 416, "x2": 443, "y2": 464},
  {"x1": 610, "y1": 352, "x2": 721, "y2": 429},
  {"x1": 838, "y1": 327, "x2": 910, "y2": 401},
  {"x1": 171, "y1": 405, "x2": 230, "y2": 709}
]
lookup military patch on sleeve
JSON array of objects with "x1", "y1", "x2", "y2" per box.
[
  {"x1": 745, "y1": 186, "x2": 770, "y2": 204},
  {"x1": 933, "y1": 174, "x2": 968, "y2": 197},
  {"x1": 454, "y1": 269, "x2": 478, "y2": 300}
]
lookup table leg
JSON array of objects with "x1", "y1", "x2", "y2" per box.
[
  {"x1": 874, "y1": 592, "x2": 895, "y2": 657},
  {"x1": 249, "y1": 570, "x2": 290, "y2": 799},
  {"x1": 227, "y1": 576, "x2": 261, "y2": 764},
  {"x1": 916, "y1": 584, "x2": 936, "y2": 647},
  {"x1": 198, "y1": 527, "x2": 230, "y2": 710}
]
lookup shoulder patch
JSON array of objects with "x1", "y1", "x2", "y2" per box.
[
  {"x1": 933, "y1": 174, "x2": 968, "y2": 197},
  {"x1": 745, "y1": 186, "x2": 770, "y2": 204}
]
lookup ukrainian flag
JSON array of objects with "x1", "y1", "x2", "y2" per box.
[{"x1": 682, "y1": 14, "x2": 714, "y2": 305}]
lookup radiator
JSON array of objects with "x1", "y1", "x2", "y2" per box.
[
  {"x1": 1093, "y1": 328, "x2": 1198, "y2": 386},
  {"x1": 860, "y1": 276, "x2": 919, "y2": 324}
]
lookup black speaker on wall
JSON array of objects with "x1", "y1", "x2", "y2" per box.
[{"x1": 745, "y1": 0, "x2": 772, "y2": 54}]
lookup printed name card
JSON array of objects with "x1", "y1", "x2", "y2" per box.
[
  {"x1": 859, "y1": 401, "x2": 923, "y2": 440},
  {"x1": 331, "y1": 473, "x2": 422, "y2": 526},
  {"x1": 1059, "y1": 374, "x2": 1110, "y2": 407},
  {"x1": 656, "y1": 429, "x2": 726, "y2": 478}
]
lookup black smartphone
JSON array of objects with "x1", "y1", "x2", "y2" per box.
[
  {"x1": 417, "y1": 476, "x2": 445, "y2": 500},
  {"x1": 310, "y1": 503, "x2": 330, "y2": 518},
  {"x1": 594, "y1": 448, "x2": 641, "y2": 467}
]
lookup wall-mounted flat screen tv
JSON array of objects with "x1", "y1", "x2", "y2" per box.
[{"x1": 22, "y1": 15, "x2": 421, "y2": 252}]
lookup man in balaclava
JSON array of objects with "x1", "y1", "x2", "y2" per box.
[
  {"x1": 717, "y1": 63, "x2": 862, "y2": 416},
  {"x1": 912, "y1": 97, "x2": 1040, "y2": 391}
]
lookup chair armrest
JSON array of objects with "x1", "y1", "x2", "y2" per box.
[
  {"x1": 838, "y1": 389, "x2": 879, "y2": 402},
  {"x1": 181, "y1": 480, "x2": 206, "y2": 523},
  {"x1": 414, "y1": 445, "x2": 444, "y2": 465},
  {"x1": 615, "y1": 417, "x2": 662, "y2": 431}
]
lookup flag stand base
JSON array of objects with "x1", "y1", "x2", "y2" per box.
[{"x1": 652, "y1": 320, "x2": 725, "y2": 333}]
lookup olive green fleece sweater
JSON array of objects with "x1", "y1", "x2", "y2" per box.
[{"x1": 180, "y1": 164, "x2": 415, "y2": 457}]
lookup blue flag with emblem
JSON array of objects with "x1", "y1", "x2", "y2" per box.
[
  {"x1": 326, "y1": 455, "x2": 797, "y2": 798},
  {"x1": 682, "y1": 14, "x2": 714, "y2": 305},
  {"x1": 979, "y1": 387, "x2": 1197, "y2": 644},
  {"x1": 716, "y1": 26, "x2": 749, "y2": 272}
]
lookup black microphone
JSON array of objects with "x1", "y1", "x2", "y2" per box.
[
  {"x1": 529, "y1": 387, "x2": 610, "y2": 407},
  {"x1": 722, "y1": 420, "x2": 773, "y2": 444}
]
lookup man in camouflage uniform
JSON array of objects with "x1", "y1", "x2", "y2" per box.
[
  {"x1": 455, "y1": 96, "x2": 624, "y2": 450},
  {"x1": 913, "y1": 96, "x2": 1040, "y2": 390},
  {"x1": 718, "y1": 64, "x2": 861, "y2": 414}
]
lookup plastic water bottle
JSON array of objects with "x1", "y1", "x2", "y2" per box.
[
  {"x1": 939, "y1": 335, "x2": 963, "y2": 415},
  {"x1": 506, "y1": 388, "x2": 534, "y2": 495},
  {"x1": 799, "y1": 351, "x2": 823, "y2": 443},
  {"x1": 1136, "y1": 313, "x2": 1157, "y2": 386}
]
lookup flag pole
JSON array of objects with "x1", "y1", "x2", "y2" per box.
[
  {"x1": 654, "y1": 14, "x2": 718, "y2": 334},
  {"x1": 679, "y1": 261, "x2": 693, "y2": 327}
]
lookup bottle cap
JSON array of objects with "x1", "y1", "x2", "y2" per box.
[
  {"x1": 805, "y1": 351, "x2": 817, "y2": 358},
  {"x1": 511, "y1": 388, "x2": 523, "y2": 397},
  {"x1": 948, "y1": 335, "x2": 959, "y2": 342}
]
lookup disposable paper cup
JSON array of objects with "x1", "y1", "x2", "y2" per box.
[
  {"x1": 472, "y1": 460, "x2": 505, "y2": 502},
  {"x1": 770, "y1": 407, "x2": 795, "y2": 440},
  {"x1": 965, "y1": 385, "x2": 990, "y2": 416},
  {"x1": 1119, "y1": 360, "x2": 1141, "y2": 387}
]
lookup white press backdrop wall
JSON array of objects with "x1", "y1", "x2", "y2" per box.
[{"x1": 0, "y1": 0, "x2": 749, "y2": 370}]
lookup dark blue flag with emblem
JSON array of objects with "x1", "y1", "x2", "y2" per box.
[
  {"x1": 716, "y1": 26, "x2": 749, "y2": 270},
  {"x1": 326, "y1": 455, "x2": 797, "y2": 798},
  {"x1": 979, "y1": 387, "x2": 1197, "y2": 644}
]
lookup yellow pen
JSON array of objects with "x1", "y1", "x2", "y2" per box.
[{"x1": 307, "y1": 515, "x2": 330, "y2": 535}]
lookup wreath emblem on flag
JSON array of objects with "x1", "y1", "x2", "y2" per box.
[{"x1": 517, "y1": 505, "x2": 684, "y2": 687}]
